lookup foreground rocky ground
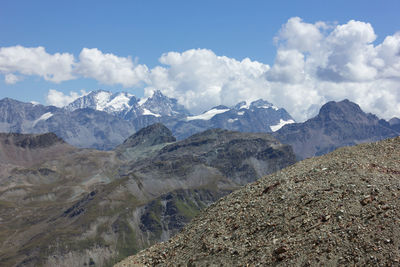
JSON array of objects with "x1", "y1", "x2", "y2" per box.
[{"x1": 116, "y1": 136, "x2": 400, "y2": 266}]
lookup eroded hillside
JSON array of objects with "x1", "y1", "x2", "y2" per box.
[{"x1": 0, "y1": 124, "x2": 295, "y2": 266}]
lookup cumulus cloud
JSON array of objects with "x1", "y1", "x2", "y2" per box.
[
  {"x1": 146, "y1": 49, "x2": 270, "y2": 114},
  {"x1": 0, "y1": 46, "x2": 75, "y2": 82},
  {"x1": 0, "y1": 46, "x2": 148, "y2": 87},
  {"x1": 265, "y1": 49, "x2": 305, "y2": 83},
  {"x1": 46, "y1": 89, "x2": 88, "y2": 107},
  {"x1": 76, "y1": 48, "x2": 149, "y2": 87},
  {"x1": 143, "y1": 18, "x2": 400, "y2": 121},
  {"x1": 3, "y1": 17, "x2": 400, "y2": 121},
  {"x1": 274, "y1": 17, "x2": 325, "y2": 52},
  {"x1": 262, "y1": 18, "x2": 400, "y2": 121}
]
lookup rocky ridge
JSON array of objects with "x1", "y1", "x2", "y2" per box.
[{"x1": 116, "y1": 136, "x2": 400, "y2": 266}]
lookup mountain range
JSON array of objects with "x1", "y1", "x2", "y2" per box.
[
  {"x1": 0, "y1": 90, "x2": 294, "y2": 149},
  {"x1": 0, "y1": 124, "x2": 295, "y2": 266},
  {"x1": 1, "y1": 91, "x2": 399, "y2": 160}
]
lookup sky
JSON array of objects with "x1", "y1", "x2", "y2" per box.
[{"x1": 1, "y1": 0, "x2": 400, "y2": 121}]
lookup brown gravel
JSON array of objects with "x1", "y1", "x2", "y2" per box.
[{"x1": 115, "y1": 137, "x2": 400, "y2": 266}]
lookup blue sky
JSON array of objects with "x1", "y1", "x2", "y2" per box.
[{"x1": 1, "y1": 0, "x2": 400, "y2": 120}]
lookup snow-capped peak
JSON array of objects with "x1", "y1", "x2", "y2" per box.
[
  {"x1": 250, "y1": 99, "x2": 279, "y2": 110},
  {"x1": 140, "y1": 90, "x2": 190, "y2": 117},
  {"x1": 103, "y1": 92, "x2": 134, "y2": 112},
  {"x1": 65, "y1": 90, "x2": 138, "y2": 115},
  {"x1": 93, "y1": 91, "x2": 113, "y2": 111}
]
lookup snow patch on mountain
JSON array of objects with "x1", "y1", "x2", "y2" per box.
[
  {"x1": 142, "y1": 109, "x2": 161, "y2": 117},
  {"x1": 187, "y1": 108, "x2": 230, "y2": 121},
  {"x1": 270, "y1": 119, "x2": 295, "y2": 132},
  {"x1": 105, "y1": 93, "x2": 133, "y2": 112},
  {"x1": 238, "y1": 102, "x2": 250, "y2": 110},
  {"x1": 33, "y1": 112, "x2": 53, "y2": 126},
  {"x1": 93, "y1": 91, "x2": 112, "y2": 111},
  {"x1": 258, "y1": 105, "x2": 279, "y2": 110},
  {"x1": 138, "y1": 97, "x2": 148, "y2": 106}
]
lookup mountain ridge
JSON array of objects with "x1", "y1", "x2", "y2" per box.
[{"x1": 273, "y1": 99, "x2": 400, "y2": 160}]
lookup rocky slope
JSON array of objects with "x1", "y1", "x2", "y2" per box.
[
  {"x1": 0, "y1": 124, "x2": 295, "y2": 266},
  {"x1": 116, "y1": 136, "x2": 400, "y2": 267},
  {"x1": 274, "y1": 99, "x2": 400, "y2": 160}
]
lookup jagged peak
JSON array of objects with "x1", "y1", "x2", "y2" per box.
[
  {"x1": 389, "y1": 117, "x2": 400, "y2": 126},
  {"x1": 317, "y1": 99, "x2": 371, "y2": 121},
  {"x1": 250, "y1": 99, "x2": 276, "y2": 109},
  {"x1": 233, "y1": 99, "x2": 278, "y2": 111}
]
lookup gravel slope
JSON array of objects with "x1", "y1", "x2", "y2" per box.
[{"x1": 116, "y1": 136, "x2": 400, "y2": 266}]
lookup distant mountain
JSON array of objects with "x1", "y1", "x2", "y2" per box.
[
  {"x1": 0, "y1": 91, "x2": 295, "y2": 149},
  {"x1": 66, "y1": 89, "x2": 190, "y2": 120},
  {"x1": 389, "y1": 117, "x2": 400, "y2": 132},
  {"x1": 0, "y1": 97, "x2": 136, "y2": 150},
  {"x1": 65, "y1": 91, "x2": 137, "y2": 117},
  {"x1": 0, "y1": 125, "x2": 295, "y2": 266},
  {"x1": 273, "y1": 99, "x2": 400, "y2": 160},
  {"x1": 65, "y1": 90, "x2": 295, "y2": 139},
  {"x1": 170, "y1": 99, "x2": 295, "y2": 139}
]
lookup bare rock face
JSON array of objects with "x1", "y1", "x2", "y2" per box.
[
  {"x1": 274, "y1": 99, "x2": 400, "y2": 160},
  {"x1": 116, "y1": 136, "x2": 400, "y2": 267}
]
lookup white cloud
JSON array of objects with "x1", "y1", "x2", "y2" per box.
[
  {"x1": 46, "y1": 89, "x2": 88, "y2": 107},
  {"x1": 4, "y1": 73, "x2": 21, "y2": 84},
  {"x1": 146, "y1": 49, "x2": 270, "y2": 114},
  {"x1": 316, "y1": 20, "x2": 378, "y2": 82},
  {"x1": 145, "y1": 18, "x2": 400, "y2": 122},
  {"x1": 0, "y1": 46, "x2": 75, "y2": 82},
  {"x1": 76, "y1": 48, "x2": 149, "y2": 87},
  {"x1": 0, "y1": 46, "x2": 149, "y2": 87},
  {"x1": 3, "y1": 17, "x2": 400, "y2": 122},
  {"x1": 265, "y1": 49, "x2": 305, "y2": 83},
  {"x1": 275, "y1": 17, "x2": 324, "y2": 52}
]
